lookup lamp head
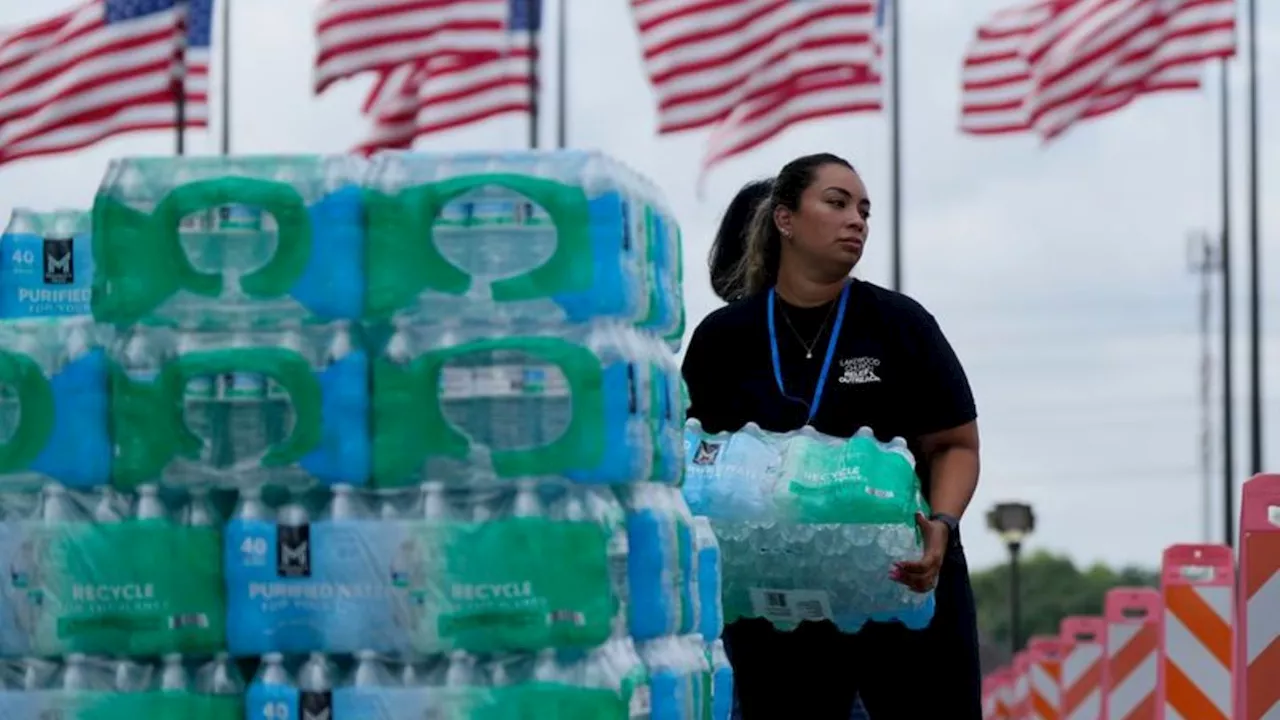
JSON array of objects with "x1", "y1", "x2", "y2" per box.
[{"x1": 987, "y1": 502, "x2": 1035, "y2": 546}]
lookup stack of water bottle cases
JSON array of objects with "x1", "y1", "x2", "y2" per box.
[{"x1": 0, "y1": 151, "x2": 733, "y2": 719}]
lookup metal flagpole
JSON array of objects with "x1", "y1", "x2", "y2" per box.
[
  {"x1": 1244, "y1": 0, "x2": 1263, "y2": 476},
  {"x1": 526, "y1": 0, "x2": 540, "y2": 150},
  {"x1": 887, "y1": 0, "x2": 902, "y2": 291},
  {"x1": 175, "y1": 1, "x2": 189, "y2": 155},
  {"x1": 219, "y1": 0, "x2": 230, "y2": 155},
  {"x1": 556, "y1": 0, "x2": 567, "y2": 149},
  {"x1": 1218, "y1": 58, "x2": 1237, "y2": 547}
]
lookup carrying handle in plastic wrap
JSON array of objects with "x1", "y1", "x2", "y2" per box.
[
  {"x1": 158, "y1": 177, "x2": 313, "y2": 298},
  {"x1": 412, "y1": 336, "x2": 605, "y2": 478},
  {"x1": 364, "y1": 174, "x2": 592, "y2": 317},
  {"x1": 163, "y1": 347, "x2": 323, "y2": 468},
  {"x1": 0, "y1": 350, "x2": 54, "y2": 473},
  {"x1": 92, "y1": 177, "x2": 312, "y2": 324}
]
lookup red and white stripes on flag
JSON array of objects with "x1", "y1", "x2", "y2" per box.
[
  {"x1": 312, "y1": 0, "x2": 508, "y2": 94},
  {"x1": 313, "y1": 0, "x2": 534, "y2": 153},
  {"x1": 631, "y1": 0, "x2": 883, "y2": 176},
  {"x1": 0, "y1": 0, "x2": 208, "y2": 167},
  {"x1": 353, "y1": 32, "x2": 533, "y2": 152},
  {"x1": 960, "y1": 0, "x2": 1236, "y2": 140}
]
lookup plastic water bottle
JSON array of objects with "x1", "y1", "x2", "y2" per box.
[
  {"x1": 646, "y1": 336, "x2": 685, "y2": 486},
  {"x1": 0, "y1": 208, "x2": 95, "y2": 319},
  {"x1": 1, "y1": 486, "x2": 75, "y2": 655},
  {"x1": 195, "y1": 653, "x2": 245, "y2": 696},
  {"x1": 693, "y1": 517, "x2": 724, "y2": 642},
  {"x1": 669, "y1": 489, "x2": 698, "y2": 637},
  {"x1": 641, "y1": 637, "x2": 696, "y2": 720},
  {"x1": 247, "y1": 653, "x2": 298, "y2": 720},
  {"x1": 298, "y1": 653, "x2": 337, "y2": 720},
  {"x1": 708, "y1": 639, "x2": 733, "y2": 720}
]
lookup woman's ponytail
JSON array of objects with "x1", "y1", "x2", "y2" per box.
[{"x1": 708, "y1": 179, "x2": 775, "y2": 302}]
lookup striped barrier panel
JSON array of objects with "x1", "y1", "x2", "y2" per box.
[
  {"x1": 985, "y1": 675, "x2": 1001, "y2": 719},
  {"x1": 986, "y1": 669, "x2": 1013, "y2": 720},
  {"x1": 1013, "y1": 651, "x2": 1033, "y2": 720},
  {"x1": 1028, "y1": 635, "x2": 1064, "y2": 720},
  {"x1": 1060, "y1": 616, "x2": 1107, "y2": 720},
  {"x1": 1238, "y1": 474, "x2": 1280, "y2": 720},
  {"x1": 995, "y1": 666, "x2": 1016, "y2": 720},
  {"x1": 1104, "y1": 587, "x2": 1160, "y2": 720},
  {"x1": 1159, "y1": 543, "x2": 1235, "y2": 720}
]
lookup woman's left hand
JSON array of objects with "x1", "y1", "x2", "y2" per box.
[{"x1": 891, "y1": 512, "x2": 949, "y2": 593}]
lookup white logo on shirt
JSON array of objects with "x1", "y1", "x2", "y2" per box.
[{"x1": 838, "y1": 357, "x2": 881, "y2": 385}]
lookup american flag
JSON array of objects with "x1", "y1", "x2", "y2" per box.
[
  {"x1": 354, "y1": 0, "x2": 538, "y2": 152},
  {"x1": 631, "y1": 0, "x2": 883, "y2": 176},
  {"x1": 960, "y1": 0, "x2": 1236, "y2": 140},
  {"x1": 0, "y1": 0, "x2": 211, "y2": 166},
  {"x1": 313, "y1": 0, "x2": 509, "y2": 95}
]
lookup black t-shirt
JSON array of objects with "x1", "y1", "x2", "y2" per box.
[{"x1": 682, "y1": 279, "x2": 976, "y2": 500}]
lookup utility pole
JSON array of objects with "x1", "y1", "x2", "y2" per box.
[{"x1": 1188, "y1": 231, "x2": 1221, "y2": 543}]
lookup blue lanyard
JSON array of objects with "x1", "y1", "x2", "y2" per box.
[{"x1": 767, "y1": 283, "x2": 850, "y2": 424}]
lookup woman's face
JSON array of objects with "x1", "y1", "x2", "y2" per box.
[{"x1": 775, "y1": 163, "x2": 870, "y2": 270}]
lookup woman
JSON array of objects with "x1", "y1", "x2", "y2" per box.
[{"x1": 684, "y1": 153, "x2": 983, "y2": 719}]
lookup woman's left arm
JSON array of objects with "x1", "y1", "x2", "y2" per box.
[
  {"x1": 920, "y1": 420, "x2": 980, "y2": 521},
  {"x1": 892, "y1": 303, "x2": 979, "y2": 593}
]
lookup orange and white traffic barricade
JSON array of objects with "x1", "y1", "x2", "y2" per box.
[
  {"x1": 985, "y1": 668, "x2": 1014, "y2": 720},
  {"x1": 1012, "y1": 651, "x2": 1033, "y2": 720},
  {"x1": 996, "y1": 666, "x2": 1017, "y2": 720},
  {"x1": 1059, "y1": 616, "x2": 1107, "y2": 720},
  {"x1": 1028, "y1": 635, "x2": 1064, "y2": 720},
  {"x1": 984, "y1": 675, "x2": 1001, "y2": 719},
  {"x1": 1159, "y1": 543, "x2": 1235, "y2": 720},
  {"x1": 1237, "y1": 474, "x2": 1280, "y2": 720},
  {"x1": 1104, "y1": 587, "x2": 1160, "y2": 719}
]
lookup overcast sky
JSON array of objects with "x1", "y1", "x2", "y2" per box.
[{"x1": 0, "y1": 0, "x2": 1277, "y2": 571}]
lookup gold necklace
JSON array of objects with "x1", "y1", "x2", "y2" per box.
[{"x1": 778, "y1": 297, "x2": 838, "y2": 359}]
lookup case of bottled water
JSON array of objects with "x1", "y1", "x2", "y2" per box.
[
  {"x1": 109, "y1": 321, "x2": 369, "y2": 491},
  {"x1": 0, "y1": 210, "x2": 94, "y2": 319},
  {"x1": 682, "y1": 420, "x2": 936, "y2": 632},
  {"x1": 363, "y1": 150, "x2": 675, "y2": 327},
  {"x1": 225, "y1": 482, "x2": 641, "y2": 657},
  {"x1": 0, "y1": 653, "x2": 243, "y2": 720},
  {"x1": 0, "y1": 319, "x2": 109, "y2": 490},
  {"x1": 91, "y1": 155, "x2": 366, "y2": 328},
  {"x1": 247, "y1": 642, "x2": 651, "y2": 719},
  {"x1": 373, "y1": 319, "x2": 682, "y2": 488},
  {"x1": 0, "y1": 483, "x2": 226, "y2": 657}
]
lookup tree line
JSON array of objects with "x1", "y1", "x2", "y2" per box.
[{"x1": 970, "y1": 550, "x2": 1159, "y2": 672}]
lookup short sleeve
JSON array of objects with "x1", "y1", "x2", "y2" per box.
[{"x1": 905, "y1": 307, "x2": 977, "y2": 436}]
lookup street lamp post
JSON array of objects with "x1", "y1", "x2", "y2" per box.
[{"x1": 987, "y1": 502, "x2": 1037, "y2": 656}]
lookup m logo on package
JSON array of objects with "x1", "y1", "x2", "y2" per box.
[
  {"x1": 693, "y1": 441, "x2": 722, "y2": 465},
  {"x1": 278, "y1": 523, "x2": 312, "y2": 578},
  {"x1": 42, "y1": 237, "x2": 73, "y2": 284},
  {"x1": 300, "y1": 691, "x2": 332, "y2": 720}
]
